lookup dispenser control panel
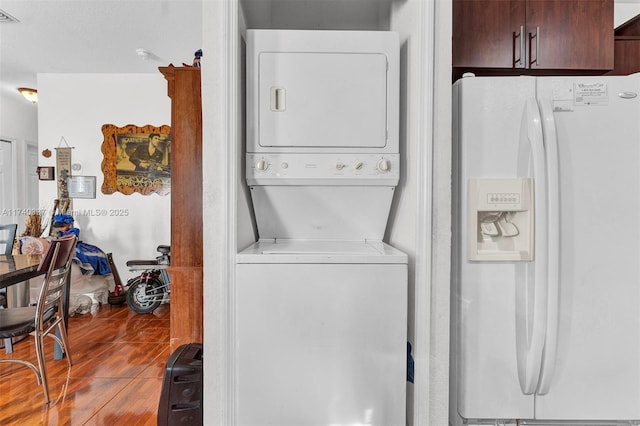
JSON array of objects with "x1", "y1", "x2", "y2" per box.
[{"x1": 486, "y1": 193, "x2": 521, "y2": 205}]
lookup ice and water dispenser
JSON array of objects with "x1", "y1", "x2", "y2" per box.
[{"x1": 468, "y1": 178, "x2": 534, "y2": 261}]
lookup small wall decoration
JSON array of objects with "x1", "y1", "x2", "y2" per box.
[
  {"x1": 101, "y1": 124, "x2": 171, "y2": 196},
  {"x1": 37, "y1": 166, "x2": 55, "y2": 181},
  {"x1": 67, "y1": 176, "x2": 97, "y2": 199},
  {"x1": 56, "y1": 138, "x2": 73, "y2": 200}
]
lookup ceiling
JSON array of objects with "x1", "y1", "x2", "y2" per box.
[
  {"x1": 0, "y1": 0, "x2": 203, "y2": 103},
  {"x1": 1, "y1": 0, "x2": 637, "y2": 105}
]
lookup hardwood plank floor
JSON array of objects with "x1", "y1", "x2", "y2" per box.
[{"x1": 0, "y1": 303, "x2": 171, "y2": 425}]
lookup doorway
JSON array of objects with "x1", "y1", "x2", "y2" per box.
[{"x1": 0, "y1": 140, "x2": 15, "y2": 225}]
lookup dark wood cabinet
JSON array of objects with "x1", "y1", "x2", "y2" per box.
[
  {"x1": 607, "y1": 14, "x2": 640, "y2": 75},
  {"x1": 453, "y1": 0, "x2": 526, "y2": 69},
  {"x1": 453, "y1": 0, "x2": 614, "y2": 77},
  {"x1": 159, "y1": 66, "x2": 203, "y2": 349},
  {"x1": 609, "y1": 39, "x2": 640, "y2": 75}
]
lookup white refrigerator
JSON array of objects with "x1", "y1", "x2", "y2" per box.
[{"x1": 452, "y1": 74, "x2": 640, "y2": 425}]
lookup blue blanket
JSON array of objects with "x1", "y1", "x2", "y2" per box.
[
  {"x1": 75, "y1": 241, "x2": 111, "y2": 276},
  {"x1": 55, "y1": 227, "x2": 111, "y2": 276}
]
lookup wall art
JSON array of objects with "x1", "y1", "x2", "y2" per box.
[{"x1": 101, "y1": 124, "x2": 171, "y2": 196}]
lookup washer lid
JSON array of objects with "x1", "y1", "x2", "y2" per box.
[
  {"x1": 237, "y1": 239, "x2": 408, "y2": 264},
  {"x1": 261, "y1": 240, "x2": 383, "y2": 255}
]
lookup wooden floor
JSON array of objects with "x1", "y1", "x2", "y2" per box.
[{"x1": 0, "y1": 302, "x2": 171, "y2": 425}]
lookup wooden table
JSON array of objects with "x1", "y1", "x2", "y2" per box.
[{"x1": 0, "y1": 254, "x2": 42, "y2": 289}]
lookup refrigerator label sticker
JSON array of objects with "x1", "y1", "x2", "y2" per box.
[{"x1": 574, "y1": 82, "x2": 608, "y2": 106}]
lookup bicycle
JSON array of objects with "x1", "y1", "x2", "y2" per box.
[{"x1": 125, "y1": 245, "x2": 171, "y2": 314}]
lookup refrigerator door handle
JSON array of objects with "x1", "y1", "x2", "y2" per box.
[
  {"x1": 515, "y1": 98, "x2": 549, "y2": 395},
  {"x1": 536, "y1": 98, "x2": 561, "y2": 395}
]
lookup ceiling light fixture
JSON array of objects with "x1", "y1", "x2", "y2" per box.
[{"x1": 18, "y1": 87, "x2": 38, "y2": 103}]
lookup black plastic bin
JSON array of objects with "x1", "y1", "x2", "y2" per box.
[{"x1": 158, "y1": 343, "x2": 203, "y2": 426}]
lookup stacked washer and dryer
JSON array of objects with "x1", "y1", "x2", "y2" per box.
[{"x1": 236, "y1": 30, "x2": 408, "y2": 425}]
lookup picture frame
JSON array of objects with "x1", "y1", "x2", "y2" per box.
[
  {"x1": 67, "y1": 176, "x2": 97, "y2": 199},
  {"x1": 37, "y1": 166, "x2": 55, "y2": 181},
  {"x1": 100, "y1": 123, "x2": 171, "y2": 196}
]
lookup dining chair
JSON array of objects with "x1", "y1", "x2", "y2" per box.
[
  {"x1": 0, "y1": 223, "x2": 18, "y2": 256},
  {"x1": 0, "y1": 234, "x2": 77, "y2": 404}
]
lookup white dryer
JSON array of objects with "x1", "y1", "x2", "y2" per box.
[{"x1": 237, "y1": 30, "x2": 407, "y2": 426}]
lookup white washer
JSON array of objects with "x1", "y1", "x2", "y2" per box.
[
  {"x1": 237, "y1": 30, "x2": 407, "y2": 426},
  {"x1": 236, "y1": 241, "x2": 407, "y2": 426}
]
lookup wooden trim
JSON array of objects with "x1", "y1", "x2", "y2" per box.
[
  {"x1": 158, "y1": 66, "x2": 203, "y2": 353},
  {"x1": 615, "y1": 13, "x2": 640, "y2": 36},
  {"x1": 167, "y1": 268, "x2": 203, "y2": 347}
]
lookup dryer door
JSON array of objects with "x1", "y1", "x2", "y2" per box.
[{"x1": 258, "y1": 52, "x2": 388, "y2": 149}]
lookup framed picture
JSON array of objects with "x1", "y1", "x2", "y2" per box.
[
  {"x1": 67, "y1": 176, "x2": 97, "y2": 199},
  {"x1": 100, "y1": 124, "x2": 171, "y2": 196},
  {"x1": 37, "y1": 166, "x2": 55, "y2": 181}
]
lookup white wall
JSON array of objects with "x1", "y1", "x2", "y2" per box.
[
  {"x1": 202, "y1": 1, "x2": 230, "y2": 423},
  {"x1": 0, "y1": 89, "x2": 39, "y2": 229},
  {"x1": 0, "y1": 92, "x2": 37, "y2": 142},
  {"x1": 615, "y1": 1, "x2": 640, "y2": 27},
  {"x1": 37, "y1": 73, "x2": 171, "y2": 281},
  {"x1": 386, "y1": 1, "x2": 427, "y2": 423},
  {"x1": 433, "y1": 1, "x2": 453, "y2": 424}
]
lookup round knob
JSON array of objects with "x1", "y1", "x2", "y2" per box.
[
  {"x1": 255, "y1": 159, "x2": 268, "y2": 171},
  {"x1": 335, "y1": 161, "x2": 346, "y2": 171},
  {"x1": 377, "y1": 158, "x2": 391, "y2": 173},
  {"x1": 353, "y1": 161, "x2": 364, "y2": 170}
]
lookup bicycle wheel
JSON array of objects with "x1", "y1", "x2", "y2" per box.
[{"x1": 126, "y1": 276, "x2": 164, "y2": 314}]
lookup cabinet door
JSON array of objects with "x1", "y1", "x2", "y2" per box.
[
  {"x1": 608, "y1": 39, "x2": 640, "y2": 75},
  {"x1": 526, "y1": 0, "x2": 613, "y2": 70},
  {"x1": 453, "y1": 0, "x2": 526, "y2": 69},
  {"x1": 453, "y1": 0, "x2": 614, "y2": 73}
]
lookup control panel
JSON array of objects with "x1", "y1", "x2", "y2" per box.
[
  {"x1": 486, "y1": 193, "x2": 521, "y2": 205},
  {"x1": 246, "y1": 153, "x2": 400, "y2": 186}
]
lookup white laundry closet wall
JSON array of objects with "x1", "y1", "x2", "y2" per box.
[{"x1": 201, "y1": 1, "x2": 452, "y2": 425}]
